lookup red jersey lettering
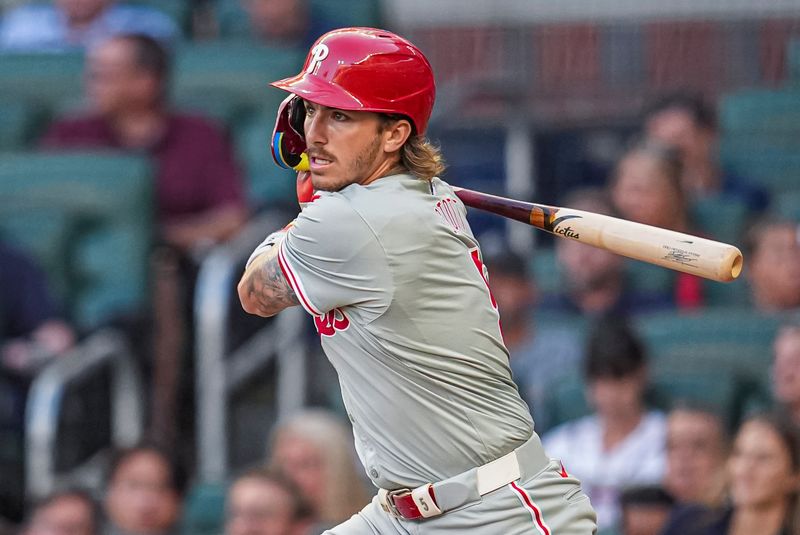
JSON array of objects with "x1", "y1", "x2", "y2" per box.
[{"x1": 314, "y1": 308, "x2": 350, "y2": 337}]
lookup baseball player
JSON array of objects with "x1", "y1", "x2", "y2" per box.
[{"x1": 238, "y1": 27, "x2": 597, "y2": 534}]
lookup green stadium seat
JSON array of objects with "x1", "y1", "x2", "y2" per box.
[
  {"x1": 180, "y1": 482, "x2": 227, "y2": 535},
  {"x1": 701, "y1": 276, "x2": 750, "y2": 308},
  {"x1": 0, "y1": 52, "x2": 85, "y2": 108},
  {"x1": 540, "y1": 367, "x2": 752, "y2": 432},
  {"x1": 718, "y1": 145, "x2": 800, "y2": 195},
  {"x1": 624, "y1": 260, "x2": 676, "y2": 298},
  {"x1": 649, "y1": 345, "x2": 753, "y2": 376},
  {"x1": 720, "y1": 135, "x2": 800, "y2": 158},
  {"x1": 0, "y1": 152, "x2": 154, "y2": 329},
  {"x1": 719, "y1": 89, "x2": 800, "y2": 189},
  {"x1": 0, "y1": 100, "x2": 46, "y2": 150},
  {"x1": 233, "y1": 108, "x2": 298, "y2": 208},
  {"x1": 633, "y1": 309, "x2": 783, "y2": 360},
  {"x1": 539, "y1": 376, "x2": 590, "y2": 430},
  {"x1": 176, "y1": 91, "x2": 249, "y2": 130},
  {"x1": 690, "y1": 196, "x2": 749, "y2": 245},
  {"x1": 788, "y1": 39, "x2": 800, "y2": 83},
  {"x1": 650, "y1": 344, "x2": 771, "y2": 400},
  {"x1": 775, "y1": 189, "x2": 800, "y2": 221},
  {"x1": 215, "y1": 0, "x2": 383, "y2": 39},
  {"x1": 720, "y1": 89, "x2": 800, "y2": 138},
  {"x1": 530, "y1": 246, "x2": 559, "y2": 294},
  {"x1": 649, "y1": 369, "x2": 750, "y2": 429},
  {"x1": 0, "y1": 208, "x2": 74, "y2": 299},
  {"x1": 173, "y1": 43, "x2": 305, "y2": 109}
]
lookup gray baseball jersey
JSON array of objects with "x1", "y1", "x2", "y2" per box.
[{"x1": 277, "y1": 173, "x2": 537, "y2": 491}]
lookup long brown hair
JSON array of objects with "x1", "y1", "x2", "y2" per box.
[
  {"x1": 381, "y1": 115, "x2": 446, "y2": 180},
  {"x1": 740, "y1": 413, "x2": 800, "y2": 535}
]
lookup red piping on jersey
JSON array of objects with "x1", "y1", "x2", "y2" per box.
[{"x1": 277, "y1": 241, "x2": 322, "y2": 316}]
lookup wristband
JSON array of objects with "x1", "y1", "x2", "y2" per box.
[{"x1": 245, "y1": 229, "x2": 287, "y2": 269}]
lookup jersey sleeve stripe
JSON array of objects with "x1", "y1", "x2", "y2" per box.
[{"x1": 277, "y1": 239, "x2": 323, "y2": 316}]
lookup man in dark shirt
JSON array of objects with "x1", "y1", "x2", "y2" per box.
[
  {"x1": 40, "y1": 33, "x2": 249, "y2": 453},
  {"x1": 41, "y1": 33, "x2": 248, "y2": 255}
]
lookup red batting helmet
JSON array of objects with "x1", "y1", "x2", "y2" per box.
[{"x1": 270, "y1": 27, "x2": 436, "y2": 169}]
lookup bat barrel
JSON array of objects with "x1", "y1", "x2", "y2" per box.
[
  {"x1": 720, "y1": 245, "x2": 743, "y2": 282},
  {"x1": 452, "y1": 186, "x2": 744, "y2": 283}
]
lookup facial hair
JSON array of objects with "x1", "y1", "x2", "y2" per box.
[{"x1": 311, "y1": 134, "x2": 383, "y2": 192}]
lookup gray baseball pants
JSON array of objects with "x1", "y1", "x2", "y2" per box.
[{"x1": 325, "y1": 440, "x2": 597, "y2": 534}]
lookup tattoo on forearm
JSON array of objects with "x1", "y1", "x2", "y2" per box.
[{"x1": 242, "y1": 246, "x2": 299, "y2": 316}]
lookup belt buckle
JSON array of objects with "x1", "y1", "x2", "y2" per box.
[{"x1": 381, "y1": 488, "x2": 411, "y2": 518}]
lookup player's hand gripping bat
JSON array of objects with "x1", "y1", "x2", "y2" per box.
[{"x1": 453, "y1": 188, "x2": 743, "y2": 283}]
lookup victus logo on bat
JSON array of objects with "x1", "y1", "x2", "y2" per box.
[
  {"x1": 547, "y1": 214, "x2": 582, "y2": 234},
  {"x1": 554, "y1": 225, "x2": 580, "y2": 239},
  {"x1": 534, "y1": 205, "x2": 583, "y2": 239},
  {"x1": 549, "y1": 213, "x2": 582, "y2": 240}
]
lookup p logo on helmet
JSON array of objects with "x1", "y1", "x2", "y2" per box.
[{"x1": 305, "y1": 43, "x2": 329, "y2": 74}]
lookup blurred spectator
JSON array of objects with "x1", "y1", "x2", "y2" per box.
[
  {"x1": 610, "y1": 140, "x2": 688, "y2": 233},
  {"x1": 484, "y1": 250, "x2": 584, "y2": 429},
  {"x1": 609, "y1": 141, "x2": 704, "y2": 309},
  {"x1": 236, "y1": 0, "x2": 336, "y2": 49},
  {"x1": 773, "y1": 322, "x2": 800, "y2": 426},
  {"x1": 662, "y1": 413, "x2": 800, "y2": 535},
  {"x1": 0, "y1": 241, "x2": 75, "y2": 526},
  {"x1": 541, "y1": 188, "x2": 672, "y2": 317},
  {"x1": 642, "y1": 91, "x2": 769, "y2": 213},
  {"x1": 0, "y1": 0, "x2": 176, "y2": 51},
  {"x1": 1, "y1": 241, "x2": 75, "y2": 374},
  {"x1": 104, "y1": 444, "x2": 185, "y2": 535},
  {"x1": 40, "y1": 33, "x2": 248, "y2": 452},
  {"x1": 619, "y1": 485, "x2": 674, "y2": 535},
  {"x1": 23, "y1": 488, "x2": 100, "y2": 535},
  {"x1": 663, "y1": 405, "x2": 728, "y2": 507},
  {"x1": 745, "y1": 218, "x2": 800, "y2": 312},
  {"x1": 41, "y1": 34, "x2": 248, "y2": 254},
  {"x1": 226, "y1": 467, "x2": 313, "y2": 535},
  {"x1": 543, "y1": 317, "x2": 666, "y2": 529},
  {"x1": 267, "y1": 409, "x2": 369, "y2": 530}
]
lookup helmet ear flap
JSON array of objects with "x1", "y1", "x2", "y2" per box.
[
  {"x1": 271, "y1": 95, "x2": 308, "y2": 170},
  {"x1": 288, "y1": 96, "x2": 305, "y2": 137}
]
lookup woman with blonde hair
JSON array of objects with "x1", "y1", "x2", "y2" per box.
[
  {"x1": 609, "y1": 139, "x2": 704, "y2": 309},
  {"x1": 267, "y1": 409, "x2": 370, "y2": 529}
]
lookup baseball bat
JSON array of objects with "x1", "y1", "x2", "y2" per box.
[{"x1": 453, "y1": 187, "x2": 743, "y2": 283}]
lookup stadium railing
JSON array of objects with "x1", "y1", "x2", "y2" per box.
[
  {"x1": 193, "y1": 211, "x2": 308, "y2": 484},
  {"x1": 25, "y1": 329, "x2": 144, "y2": 499}
]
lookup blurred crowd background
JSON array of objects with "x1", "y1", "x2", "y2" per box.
[{"x1": 1, "y1": 1, "x2": 800, "y2": 534}]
